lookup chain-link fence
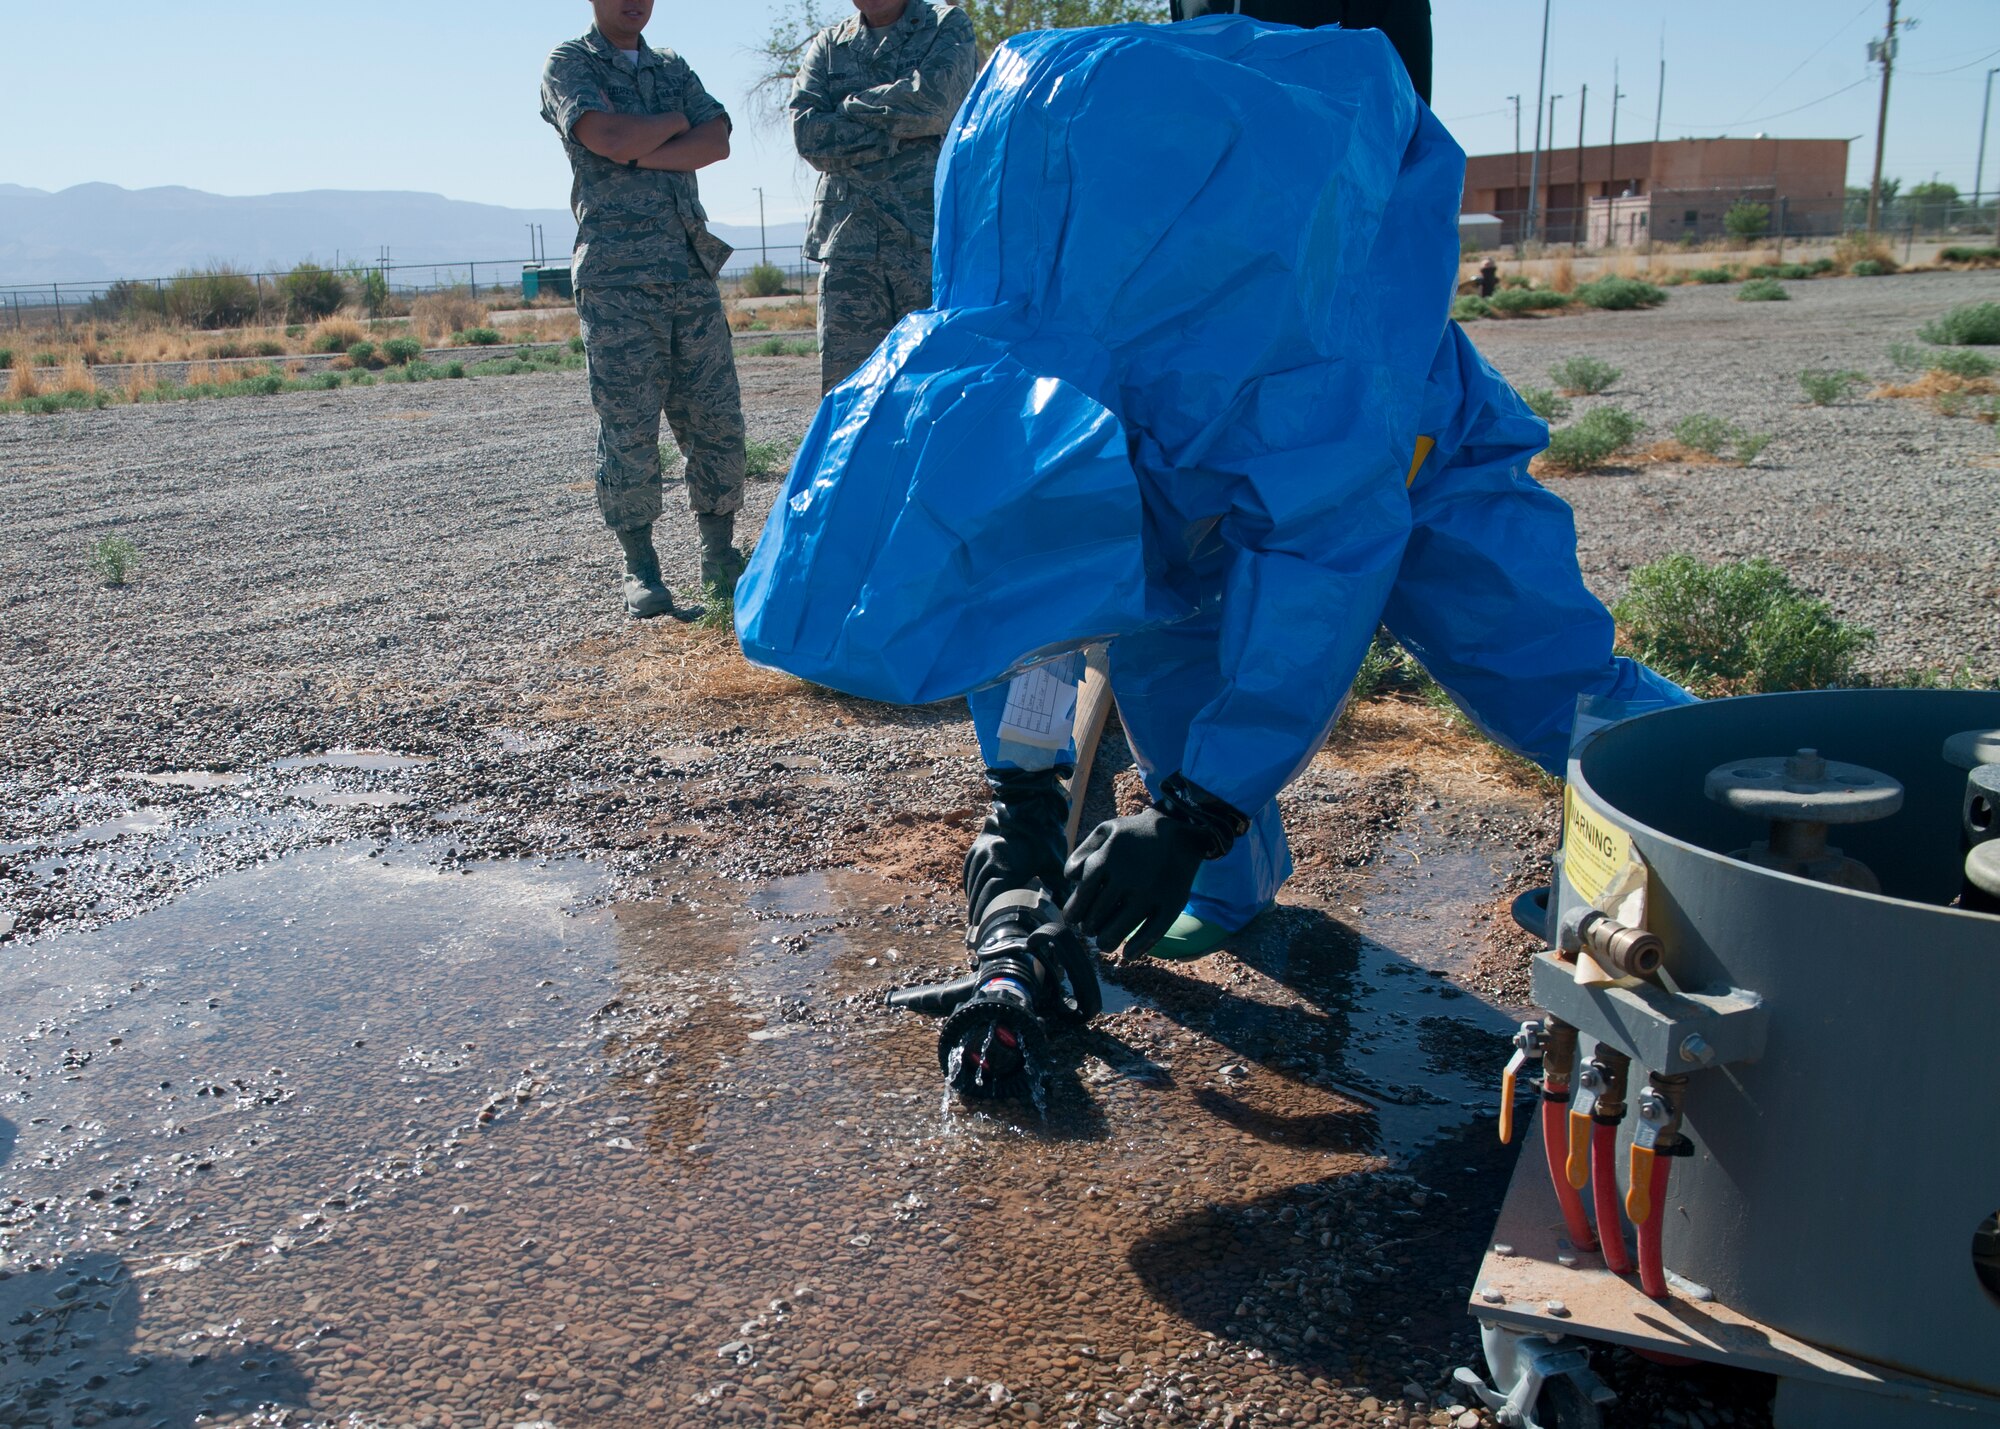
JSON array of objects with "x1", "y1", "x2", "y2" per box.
[
  {"x1": 1470, "y1": 192, "x2": 2000, "y2": 255},
  {"x1": 2, "y1": 246, "x2": 827, "y2": 333}
]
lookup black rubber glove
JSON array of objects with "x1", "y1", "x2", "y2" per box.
[
  {"x1": 1062, "y1": 775, "x2": 1250, "y2": 955},
  {"x1": 964, "y1": 767, "x2": 1073, "y2": 924}
]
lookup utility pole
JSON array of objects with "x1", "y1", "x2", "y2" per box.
[
  {"x1": 1654, "y1": 25, "x2": 1666, "y2": 145},
  {"x1": 1526, "y1": 0, "x2": 1553, "y2": 243},
  {"x1": 1866, "y1": 0, "x2": 1900, "y2": 234},
  {"x1": 1508, "y1": 95, "x2": 1523, "y2": 244},
  {"x1": 1608, "y1": 62, "x2": 1627, "y2": 202},
  {"x1": 755, "y1": 186, "x2": 768, "y2": 266},
  {"x1": 526, "y1": 223, "x2": 538, "y2": 266},
  {"x1": 1976, "y1": 67, "x2": 1999, "y2": 239},
  {"x1": 1544, "y1": 94, "x2": 1564, "y2": 245},
  {"x1": 1572, "y1": 84, "x2": 1588, "y2": 250}
]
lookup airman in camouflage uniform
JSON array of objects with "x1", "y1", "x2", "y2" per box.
[
  {"x1": 541, "y1": 11, "x2": 748, "y2": 618},
  {"x1": 791, "y1": 1, "x2": 979, "y2": 395}
]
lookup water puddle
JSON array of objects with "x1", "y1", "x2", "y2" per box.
[
  {"x1": 267, "y1": 752, "x2": 434, "y2": 774},
  {"x1": 282, "y1": 783, "x2": 416, "y2": 810},
  {"x1": 0, "y1": 841, "x2": 1515, "y2": 1426},
  {"x1": 129, "y1": 772, "x2": 249, "y2": 791}
]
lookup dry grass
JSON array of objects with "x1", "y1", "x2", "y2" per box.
[
  {"x1": 122, "y1": 367, "x2": 157, "y2": 401},
  {"x1": 7, "y1": 363, "x2": 40, "y2": 401},
  {"x1": 540, "y1": 622, "x2": 902, "y2": 740},
  {"x1": 1873, "y1": 371, "x2": 2000, "y2": 402},
  {"x1": 729, "y1": 301, "x2": 817, "y2": 333},
  {"x1": 1833, "y1": 233, "x2": 1898, "y2": 275},
  {"x1": 409, "y1": 290, "x2": 489, "y2": 344},
  {"x1": 1324, "y1": 697, "x2": 1553, "y2": 799},
  {"x1": 183, "y1": 360, "x2": 220, "y2": 386},
  {"x1": 308, "y1": 315, "x2": 368, "y2": 351},
  {"x1": 510, "y1": 309, "x2": 582, "y2": 344},
  {"x1": 1549, "y1": 255, "x2": 1577, "y2": 294},
  {"x1": 56, "y1": 357, "x2": 97, "y2": 397},
  {"x1": 1633, "y1": 439, "x2": 1729, "y2": 467}
]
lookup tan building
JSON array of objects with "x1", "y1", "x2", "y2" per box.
[{"x1": 1462, "y1": 136, "x2": 1851, "y2": 247}]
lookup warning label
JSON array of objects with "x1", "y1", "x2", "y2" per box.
[{"x1": 1562, "y1": 787, "x2": 1634, "y2": 909}]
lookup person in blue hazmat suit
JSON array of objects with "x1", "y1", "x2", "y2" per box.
[{"x1": 733, "y1": 4, "x2": 1692, "y2": 966}]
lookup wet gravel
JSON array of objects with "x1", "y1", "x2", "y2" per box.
[{"x1": 7, "y1": 275, "x2": 1990, "y2": 1427}]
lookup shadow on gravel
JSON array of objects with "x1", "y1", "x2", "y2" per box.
[{"x1": 0, "y1": 1253, "x2": 312, "y2": 1428}]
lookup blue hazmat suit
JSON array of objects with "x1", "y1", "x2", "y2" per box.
[{"x1": 735, "y1": 17, "x2": 1693, "y2": 933}]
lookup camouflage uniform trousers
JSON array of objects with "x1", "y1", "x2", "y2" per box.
[
  {"x1": 577, "y1": 279, "x2": 746, "y2": 531},
  {"x1": 817, "y1": 243, "x2": 933, "y2": 395}
]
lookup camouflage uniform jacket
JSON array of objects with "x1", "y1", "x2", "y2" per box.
[
  {"x1": 791, "y1": 3, "x2": 978, "y2": 262},
  {"x1": 540, "y1": 26, "x2": 735, "y2": 287}
]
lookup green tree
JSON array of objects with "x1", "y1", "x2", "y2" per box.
[
  {"x1": 279, "y1": 262, "x2": 346, "y2": 321},
  {"x1": 1905, "y1": 180, "x2": 1960, "y2": 232},
  {"x1": 1724, "y1": 201, "x2": 1770, "y2": 242}
]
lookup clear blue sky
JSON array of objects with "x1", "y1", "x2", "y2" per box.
[{"x1": 2, "y1": 0, "x2": 1996, "y2": 228}]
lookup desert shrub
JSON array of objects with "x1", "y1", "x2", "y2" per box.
[
  {"x1": 1777, "y1": 263, "x2": 1812, "y2": 280},
  {"x1": 1452, "y1": 295, "x2": 1494, "y2": 321},
  {"x1": 745, "y1": 437, "x2": 794, "y2": 478},
  {"x1": 1612, "y1": 554, "x2": 1872, "y2": 695},
  {"x1": 1834, "y1": 232, "x2": 1898, "y2": 275},
  {"x1": 1739, "y1": 279, "x2": 1789, "y2": 302},
  {"x1": 456, "y1": 327, "x2": 504, "y2": 346},
  {"x1": 0, "y1": 349, "x2": 12, "y2": 370},
  {"x1": 1808, "y1": 258, "x2": 1836, "y2": 275},
  {"x1": 285, "y1": 324, "x2": 305, "y2": 338},
  {"x1": 568, "y1": 334, "x2": 585, "y2": 354},
  {"x1": 380, "y1": 337, "x2": 424, "y2": 366},
  {"x1": 253, "y1": 339, "x2": 286, "y2": 357},
  {"x1": 347, "y1": 341, "x2": 381, "y2": 370},
  {"x1": 745, "y1": 337, "x2": 817, "y2": 357},
  {"x1": 163, "y1": 266, "x2": 261, "y2": 329},
  {"x1": 1549, "y1": 355, "x2": 1621, "y2": 395},
  {"x1": 1799, "y1": 369, "x2": 1864, "y2": 405},
  {"x1": 1669, "y1": 413, "x2": 1771, "y2": 464},
  {"x1": 1574, "y1": 277, "x2": 1667, "y2": 311},
  {"x1": 1939, "y1": 246, "x2": 2000, "y2": 267},
  {"x1": 1918, "y1": 302, "x2": 2000, "y2": 347},
  {"x1": 446, "y1": 362, "x2": 466, "y2": 379},
  {"x1": 90, "y1": 536, "x2": 138, "y2": 587},
  {"x1": 246, "y1": 373, "x2": 284, "y2": 396},
  {"x1": 1850, "y1": 259, "x2": 1889, "y2": 277},
  {"x1": 1519, "y1": 386, "x2": 1571, "y2": 422},
  {"x1": 741, "y1": 262, "x2": 789, "y2": 299},
  {"x1": 1688, "y1": 267, "x2": 1737, "y2": 284},
  {"x1": 1671, "y1": 413, "x2": 1734, "y2": 455},
  {"x1": 410, "y1": 290, "x2": 487, "y2": 342},
  {"x1": 1747, "y1": 264, "x2": 1781, "y2": 279},
  {"x1": 1489, "y1": 286, "x2": 1569, "y2": 314},
  {"x1": 1925, "y1": 348, "x2": 2000, "y2": 379},
  {"x1": 1541, "y1": 406, "x2": 1643, "y2": 473},
  {"x1": 279, "y1": 263, "x2": 346, "y2": 321}
]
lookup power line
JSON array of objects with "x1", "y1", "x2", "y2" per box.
[
  {"x1": 1904, "y1": 45, "x2": 2000, "y2": 77},
  {"x1": 1668, "y1": 75, "x2": 1873, "y2": 133},
  {"x1": 1726, "y1": 0, "x2": 1876, "y2": 125}
]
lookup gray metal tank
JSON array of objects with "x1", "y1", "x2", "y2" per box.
[{"x1": 1567, "y1": 690, "x2": 2000, "y2": 1403}]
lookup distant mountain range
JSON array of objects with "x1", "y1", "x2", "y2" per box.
[{"x1": 0, "y1": 183, "x2": 811, "y2": 286}]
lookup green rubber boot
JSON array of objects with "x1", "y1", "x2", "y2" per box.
[
  {"x1": 1141, "y1": 904, "x2": 1274, "y2": 962},
  {"x1": 697, "y1": 513, "x2": 749, "y2": 602},
  {"x1": 617, "y1": 524, "x2": 696, "y2": 622}
]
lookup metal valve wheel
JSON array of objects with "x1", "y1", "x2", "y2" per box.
[
  {"x1": 1943, "y1": 727, "x2": 2000, "y2": 772},
  {"x1": 1704, "y1": 748, "x2": 1903, "y2": 892}
]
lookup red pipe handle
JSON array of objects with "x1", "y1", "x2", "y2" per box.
[
  {"x1": 1541, "y1": 1096, "x2": 1598, "y2": 1251},
  {"x1": 1590, "y1": 1121, "x2": 1633, "y2": 1274},
  {"x1": 1636, "y1": 1151, "x2": 1674, "y2": 1299}
]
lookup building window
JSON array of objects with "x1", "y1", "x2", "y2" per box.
[{"x1": 1684, "y1": 209, "x2": 1699, "y2": 227}]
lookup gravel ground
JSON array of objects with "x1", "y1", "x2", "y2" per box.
[
  {"x1": 1468, "y1": 269, "x2": 2000, "y2": 682},
  {"x1": 4, "y1": 271, "x2": 1993, "y2": 1429}
]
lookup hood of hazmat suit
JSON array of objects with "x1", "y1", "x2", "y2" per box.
[{"x1": 736, "y1": 17, "x2": 1687, "y2": 823}]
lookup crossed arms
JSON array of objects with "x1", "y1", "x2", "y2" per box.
[{"x1": 574, "y1": 109, "x2": 731, "y2": 171}]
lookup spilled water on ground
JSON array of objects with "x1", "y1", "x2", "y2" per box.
[{"x1": 0, "y1": 828, "x2": 1518, "y2": 1428}]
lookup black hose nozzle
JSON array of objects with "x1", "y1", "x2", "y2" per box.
[{"x1": 884, "y1": 883, "x2": 1102, "y2": 1100}]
